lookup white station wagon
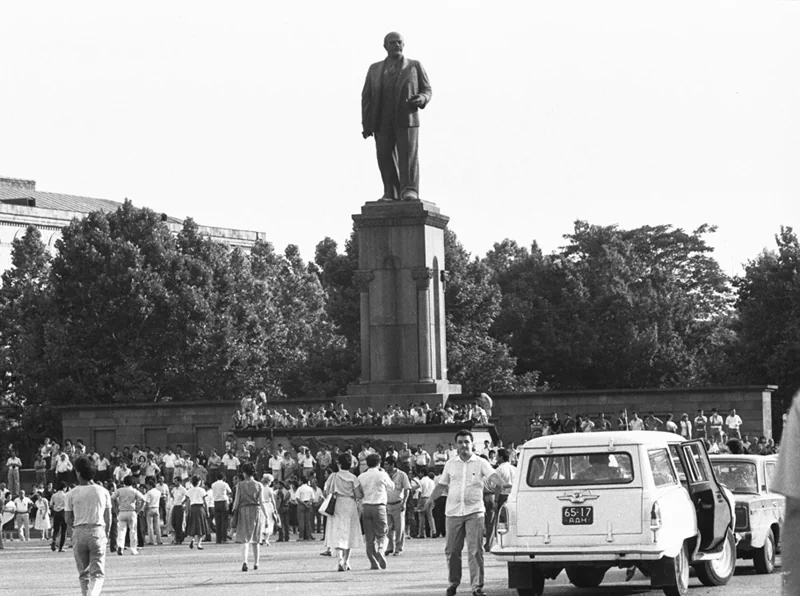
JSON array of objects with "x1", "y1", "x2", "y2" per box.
[
  {"x1": 492, "y1": 431, "x2": 735, "y2": 596},
  {"x1": 710, "y1": 454, "x2": 783, "y2": 573}
]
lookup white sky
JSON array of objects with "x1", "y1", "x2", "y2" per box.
[{"x1": 1, "y1": 1, "x2": 798, "y2": 275}]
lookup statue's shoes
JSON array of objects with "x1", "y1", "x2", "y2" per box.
[{"x1": 401, "y1": 191, "x2": 419, "y2": 201}]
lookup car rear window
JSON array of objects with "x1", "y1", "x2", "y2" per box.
[
  {"x1": 648, "y1": 448, "x2": 677, "y2": 487},
  {"x1": 711, "y1": 461, "x2": 758, "y2": 494},
  {"x1": 526, "y1": 451, "x2": 634, "y2": 487}
]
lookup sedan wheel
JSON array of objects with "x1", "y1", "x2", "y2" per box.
[
  {"x1": 662, "y1": 543, "x2": 690, "y2": 596},
  {"x1": 695, "y1": 530, "x2": 736, "y2": 586},
  {"x1": 754, "y1": 527, "x2": 776, "y2": 574}
]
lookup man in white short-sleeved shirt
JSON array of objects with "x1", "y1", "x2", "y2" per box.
[
  {"x1": 65, "y1": 456, "x2": 112, "y2": 596},
  {"x1": 425, "y1": 431, "x2": 510, "y2": 596},
  {"x1": 725, "y1": 408, "x2": 743, "y2": 440},
  {"x1": 221, "y1": 450, "x2": 240, "y2": 485},
  {"x1": 359, "y1": 453, "x2": 394, "y2": 569},
  {"x1": 161, "y1": 449, "x2": 176, "y2": 485},
  {"x1": 774, "y1": 391, "x2": 800, "y2": 595}
]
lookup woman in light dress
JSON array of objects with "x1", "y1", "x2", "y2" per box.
[
  {"x1": 34, "y1": 494, "x2": 52, "y2": 540},
  {"x1": 323, "y1": 453, "x2": 363, "y2": 571},
  {"x1": 260, "y1": 474, "x2": 278, "y2": 546},
  {"x1": 232, "y1": 463, "x2": 268, "y2": 572}
]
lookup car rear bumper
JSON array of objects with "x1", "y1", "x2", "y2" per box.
[{"x1": 491, "y1": 544, "x2": 668, "y2": 563}]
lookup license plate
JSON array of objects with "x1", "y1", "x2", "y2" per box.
[{"x1": 562, "y1": 506, "x2": 593, "y2": 525}]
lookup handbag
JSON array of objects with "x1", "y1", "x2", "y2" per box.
[
  {"x1": 320, "y1": 473, "x2": 337, "y2": 517},
  {"x1": 320, "y1": 493, "x2": 337, "y2": 517}
]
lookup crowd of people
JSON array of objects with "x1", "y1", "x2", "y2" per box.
[
  {"x1": 1, "y1": 433, "x2": 516, "y2": 553},
  {"x1": 232, "y1": 394, "x2": 494, "y2": 431},
  {"x1": 1, "y1": 428, "x2": 517, "y2": 596},
  {"x1": 528, "y1": 407, "x2": 779, "y2": 454}
]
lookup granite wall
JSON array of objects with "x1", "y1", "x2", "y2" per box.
[{"x1": 449, "y1": 385, "x2": 777, "y2": 445}]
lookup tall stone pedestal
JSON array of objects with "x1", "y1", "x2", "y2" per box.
[{"x1": 348, "y1": 200, "x2": 461, "y2": 410}]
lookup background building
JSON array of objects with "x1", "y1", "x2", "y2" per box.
[{"x1": 0, "y1": 176, "x2": 264, "y2": 272}]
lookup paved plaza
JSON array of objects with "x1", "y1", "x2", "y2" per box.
[{"x1": 0, "y1": 536, "x2": 784, "y2": 596}]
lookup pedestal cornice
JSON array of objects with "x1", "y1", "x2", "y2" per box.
[{"x1": 352, "y1": 200, "x2": 450, "y2": 231}]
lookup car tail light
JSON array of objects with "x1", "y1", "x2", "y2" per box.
[
  {"x1": 497, "y1": 504, "x2": 509, "y2": 535},
  {"x1": 735, "y1": 505, "x2": 750, "y2": 531},
  {"x1": 650, "y1": 501, "x2": 662, "y2": 531}
]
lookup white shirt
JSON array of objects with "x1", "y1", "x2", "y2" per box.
[
  {"x1": 418, "y1": 476, "x2": 435, "y2": 499},
  {"x1": 386, "y1": 469, "x2": 411, "y2": 504},
  {"x1": 295, "y1": 484, "x2": 315, "y2": 504},
  {"x1": 726, "y1": 414, "x2": 742, "y2": 430},
  {"x1": 494, "y1": 461, "x2": 517, "y2": 496},
  {"x1": 13, "y1": 496, "x2": 32, "y2": 513},
  {"x1": 144, "y1": 487, "x2": 161, "y2": 509},
  {"x1": 162, "y1": 453, "x2": 176, "y2": 468},
  {"x1": 55, "y1": 457, "x2": 73, "y2": 473},
  {"x1": 433, "y1": 451, "x2": 449, "y2": 467},
  {"x1": 222, "y1": 454, "x2": 240, "y2": 470},
  {"x1": 211, "y1": 479, "x2": 231, "y2": 503},
  {"x1": 66, "y1": 484, "x2": 111, "y2": 527},
  {"x1": 172, "y1": 484, "x2": 188, "y2": 506},
  {"x1": 359, "y1": 467, "x2": 394, "y2": 505},
  {"x1": 438, "y1": 454, "x2": 496, "y2": 517},
  {"x1": 187, "y1": 486, "x2": 206, "y2": 505}
]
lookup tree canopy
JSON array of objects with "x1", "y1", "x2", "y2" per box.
[
  {"x1": 490, "y1": 222, "x2": 734, "y2": 389},
  {"x1": 733, "y1": 226, "x2": 800, "y2": 414}
]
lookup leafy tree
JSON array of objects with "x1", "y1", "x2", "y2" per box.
[
  {"x1": 444, "y1": 230, "x2": 537, "y2": 392},
  {"x1": 490, "y1": 221, "x2": 734, "y2": 389},
  {"x1": 0, "y1": 227, "x2": 56, "y2": 449},
  {"x1": 22, "y1": 201, "x2": 348, "y2": 411},
  {"x1": 309, "y1": 235, "x2": 360, "y2": 392},
  {"x1": 734, "y1": 226, "x2": 800, "y2": 415},
  {"x1": 270, "y1": 243, "x2": 349, "y2": 398}
]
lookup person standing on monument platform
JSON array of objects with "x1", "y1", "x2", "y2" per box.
[
  {"x1": 362, "y1": 32, "x2": 432, "y2": 201},
  {"x1": 5, "y1": 449, "x2": 21, "y2": 497}
]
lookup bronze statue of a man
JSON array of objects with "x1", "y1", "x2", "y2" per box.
[{"x1": 362, "y1": 32, "x2": 432, "y2": 201}]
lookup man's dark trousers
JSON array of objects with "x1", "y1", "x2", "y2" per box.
[
  {"x1": 171, "y1": 505, "x2": 185, "y2": 544},
  {"x1": 214, "y1": 501, "x2": 228, "y2": 543},
  {"x1": 51, "y1": 510, "x2": 67, "y2": 550}
]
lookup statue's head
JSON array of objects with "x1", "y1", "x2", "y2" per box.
[{"x1": 383, "y1": 32, "x2": 404, "y2": 58}]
